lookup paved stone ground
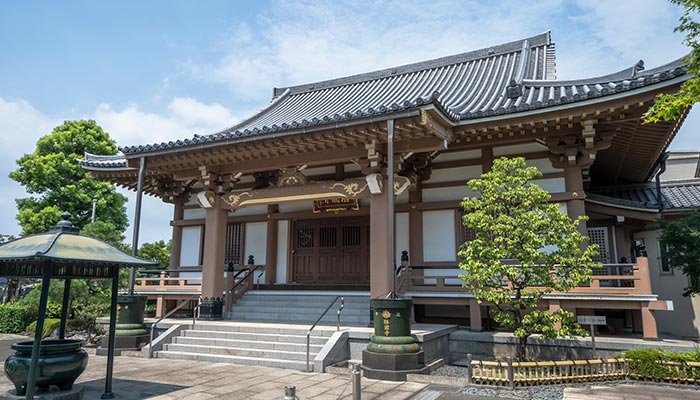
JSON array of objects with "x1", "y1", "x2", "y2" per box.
[
  {"x1": 0, "y1": 346, "x2": 427, "y2": 399},
  {"x1": 563, "y1": 384, "x2": 700, "y2": 400}
]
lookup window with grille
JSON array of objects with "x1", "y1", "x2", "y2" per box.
[
  {"x1": 587, "y1": 227, "x2": 611, "y2": 263},
  {"x1": 658, "y1": 241, "x2": 673, "y2": 275},
  {"x1": 458, "y1": 209, "x2": 477, "y2": 245},
  {"x1": 225, "y1": 223, "x2": 243, "y2": 266}
]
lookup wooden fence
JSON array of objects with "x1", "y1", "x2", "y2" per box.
[{"x1": 464, "y1": 353, "x2": 700, "y2": 388}]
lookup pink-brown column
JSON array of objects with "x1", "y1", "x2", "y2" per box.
[
  {"x1": 169, "y1": 199, "x2": 185, "y2": 269},
  {"x1": 370, "y1": 176, "x2": 393, "y2": 298},
  {"x1": 200, "y1": 203, "x2": 228, "y2": 299},
  {"x1": 565, "y1": 166, "x2": 587, "y2": 235}
]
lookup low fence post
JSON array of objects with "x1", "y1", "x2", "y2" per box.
[
  {"x1": 507, "y1": 357, "x2": 514, "y2": 389},
  {"x1": 466, "y1": 353, "x2": 473, "y2": 385},
  {"x1": 621, "y1": 352, "x2": 628, "y2": 380}
]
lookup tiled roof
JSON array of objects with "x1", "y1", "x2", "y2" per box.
[
  {"x1": 79, "y1": 152, "x2": 130, "y2": 170},
  {"x1": 587, "y1": 179, "x2": 700, "y2": 211},
  {"x1": 115, "y1": 31, "x2": 687, "y2": 156}
]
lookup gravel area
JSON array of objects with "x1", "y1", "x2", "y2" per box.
[
  {"x1": 431, "y1": 364, "x2": 700, "y2": 399},
  {"x1": 431, "y1": 365, "x2": 564, "y2": 400}
]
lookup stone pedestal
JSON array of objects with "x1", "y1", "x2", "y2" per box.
[
  {"x1": 198, "y1": 297, "x2": 223, "y2": 320},
  {"x1": 362, "y1": 350, "x2": 429, "y2": 381},
  {"x1": 362, "y1": 298, "x2": 427, "y2": 381},
  {"x1": 97, "y1": 295, "x2": 148, "y2": 355}
]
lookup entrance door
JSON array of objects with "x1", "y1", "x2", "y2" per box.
[{"x1": 291, "y1": 217, "x2": 369, "y2": 283}]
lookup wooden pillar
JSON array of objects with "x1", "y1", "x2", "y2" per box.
[
  {"x1": 201, "y1": 204, "x2": 227, "y2": 299},
  {"x1": 469, "y1": 298, "x2": 482, "y2": 332},
  {"x1": 169, "y1": 200, "x2": 185, "y2": 269},
  {"x1": 155, "y1": 296, "x2": 166, "y2": 318},
  {"x1": 265, "y1": 204, "x2": 279, "y2": 284},
  {"x1": 564, "y1": 166, "x2": 587, "y2": 235},
  {"x1": 370, "y1": 176, "x2": 393, "y2": 298},
  {"x1": 641, "y1": 302, "x2": 659, "y2": 340},
  {"x1": 481, "y1": 147, "x2": 494, "y2": 172}
]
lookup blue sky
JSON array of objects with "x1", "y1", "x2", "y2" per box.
[{"x1": 1, "y1": 0, "x2": 698, "y2": 244}]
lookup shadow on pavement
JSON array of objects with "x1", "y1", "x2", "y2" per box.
[{"x1": 76, "y1": 378, "x2": 187, "y2": 399}]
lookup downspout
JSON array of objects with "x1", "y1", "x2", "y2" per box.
[
  {"x1": 129, "y1": 156, "x2": 147, "y2": 295},
  {"x1": 654, "y1": 152, "x2": 669, "y2": 224},
  {"x1": 387, "y1": 119, "x2": 396, "y2": 298}
]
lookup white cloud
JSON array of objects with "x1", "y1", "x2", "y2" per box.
[
  {"x1": 94, "y1": 97, "x2": 240, "y2": 147},
  {"x1": 0, "y1": 96, "x2": 239, "y2": 243},
  {"x1": 0, "y1": 98, "x2": 61, "y2": 237}
]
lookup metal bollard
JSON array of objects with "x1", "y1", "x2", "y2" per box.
[
  {"x1": 352, "y1": 363, "x2": 361, "y2": 400},
  {"x1": 284, "y1": 385, "x2": 296, "y2": 400}
]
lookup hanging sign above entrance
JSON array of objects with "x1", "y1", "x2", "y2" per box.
[{"x1": 313, "y1": 198, "x2": 360, "y2": 213}]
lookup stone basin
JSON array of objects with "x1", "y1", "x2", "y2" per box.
[{"x1": 4, "y1": 339, "x2": 88, "y2": 396}]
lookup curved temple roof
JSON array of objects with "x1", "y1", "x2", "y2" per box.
[
  {"x1": 588, "y1": 178, "x2": 700, "y2": 211},
  {"x1": 102, "y1": 31, "x2": 687, "y2": 158}
]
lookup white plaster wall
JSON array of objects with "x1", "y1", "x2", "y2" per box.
[
  {"x1": 526, "y1": 158, "x2": 561, "y2": 174},
  {"x1": 532, "y1": 177, "x2": 566, "y2": 193},
  {"x1": 494, "y1": 142, "x2": 547, "y2": 156},
  {"x1": 244, "y1": 221, "x2": 268, "y2": 283},
  {"x1": 423, "y1": 210, "x2": 457, "y2": 262},
  {"x1": 244, "y1": 221, "x2": 268, "y2": 265},
  {"x1": 422, "y1": 267, "x2": 462, "y2": 285},
  {"x1": 276, "y1": 220, "x2": 289, "y2": 284},
  {"x1": 179, "y1": 271, "x2": 202, "y2": 285},
  {"x1": 183, "y1": 208, "x2": 205, "y2": 220},
  {"x1": 423, "y1": 186, "x2": 477, "y2": 202},
  {"x1": 395, "y1": 213, "x2": 409, "y2": 265},
  {"x1": 426, "y1": 165, "x2": 483, "y2": 183},
  {"x1": 180, "y1": 226, "x2": 202, "y2": 267}
]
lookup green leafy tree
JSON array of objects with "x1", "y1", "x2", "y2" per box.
[
  {"x1": 644, "y1": 0, "x2": 700, "y2": 122},
  {"x1": 138, "y1": 240, "x2": 171, "y2": 269},
  {"x1": 459, "y1": 157, "x2": 600, "y2": 360},
  {"x1": 660, "y1": 212, "x2": 700, "y2": 296},
  {"x1": 9, "y1": 120, "x2": 128, "y2": 235},
  {"x1": 81, "y1": 221, "x2": 130, "y2": 253}
]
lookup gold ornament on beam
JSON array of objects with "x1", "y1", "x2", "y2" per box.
[{"x1": 196, "y1": 191, "x2": 217, "y2": 209}]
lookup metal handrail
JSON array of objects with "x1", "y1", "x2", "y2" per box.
[
  {"x1": 147, "y1": 293, "x2": 200, "y2": 358},
  {"x1": 306, "y1": 296, "x2": 344, "y2": 372},
  {"x1": 229, "y1": 265, "x2": 264, "y2": 294}
]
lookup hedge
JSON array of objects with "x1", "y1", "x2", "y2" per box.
[
  {"x1": 0, "y1": 303, "x2": 33, "y2": 333},
  {"x1": 624, "y1": 348, "x2": 700, "y2": 381},
  {"x1": 25, "y1": 318, "x2": 62, "y2": 338}
]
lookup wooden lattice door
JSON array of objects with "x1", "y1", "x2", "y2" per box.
[{"x1": 291, "y1": 217, "x2": 369, "y2": 283}]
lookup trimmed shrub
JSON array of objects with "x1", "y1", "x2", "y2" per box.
[
  {"x1": 623, "y1": 348, "x2": 700, "y2": 380},
  {"x1": 25, "y1": 318, "x2": 61, "y2": 338},
  {"x1": 0, "y1": 303, "x2": 32, "y2": 333}
]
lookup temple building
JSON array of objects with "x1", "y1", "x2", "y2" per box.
[{"x1": 81, "y1": 31, "x2": 700, "y2": 340}]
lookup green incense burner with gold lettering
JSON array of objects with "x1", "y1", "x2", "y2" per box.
[{"x1": 367, "y1": 298, "x2": 420, "y2": 353}]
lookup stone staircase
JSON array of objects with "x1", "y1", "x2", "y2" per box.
[
  {"x1": 154, "y1": 291, "x2": 370, "y2": 370},
  {"x1": 230, "y1": 291, "x2": 370, "y2": 325}
]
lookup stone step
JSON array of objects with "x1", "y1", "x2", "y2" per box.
[
  {"x1": 163, "y1": 343, "x2": 314, "y2": 361},
  {"x1": 232, "y1": 305, "x2": 368, "y2": 315},
  {"x1": 173, "y1": 336, "x2": 324, "y2": 353},
  {"x1": 229, "y1": 312, "x2": 367, "y2": 325},
  {"x1": 183, "y1": 330, "x2": 328, "y2": 344},
  {"x1": 240, "y1": 294, "x2": 370, "y2": 303},
  {"x1": 190, "y1": 324, "x2": 337, "y2": 336},
  {"x1": 156, "y1": 350, "x2": 310, "y2": 371}
]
